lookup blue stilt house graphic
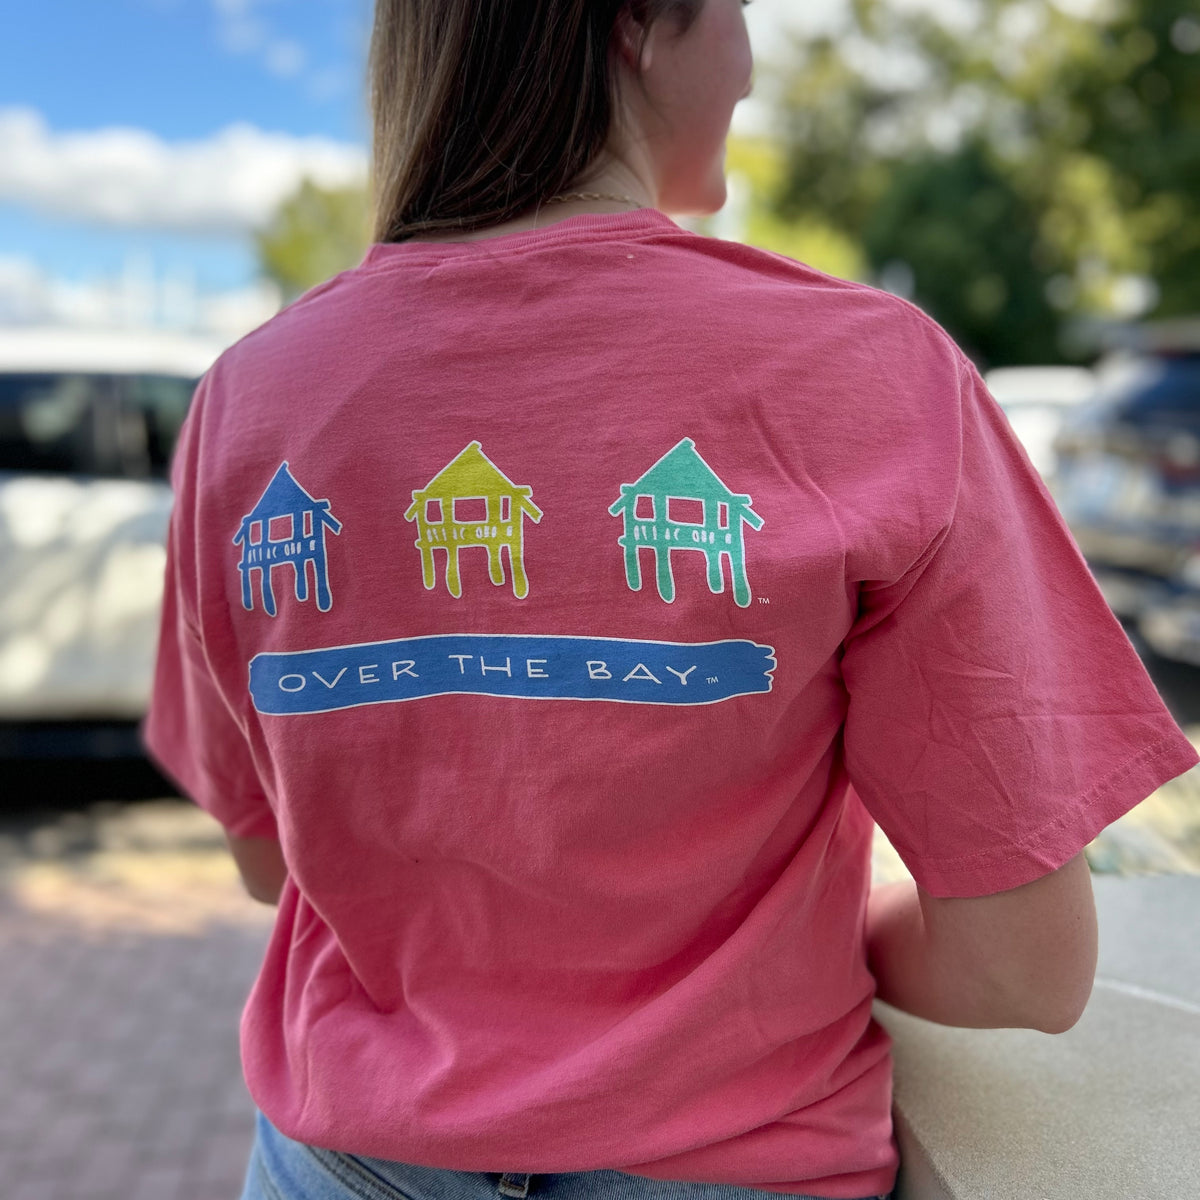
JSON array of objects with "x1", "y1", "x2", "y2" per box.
[
  {"x1": 233, "y1": 462, "x2": 342, "y2": 616},
  {"x1": 609, "y1": 438, "x2": 764, "y2": 607}
]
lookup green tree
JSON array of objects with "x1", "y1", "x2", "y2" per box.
[
  {"x1": 862, "y1": 142, "x2": 1064, "y2": 365},
  {"x1": 1060, "y1": 1, "x2": 1200, "y2": 316},
  {"x1": 723, "y1": 135, "x2": 865, "y2": 280},
  {"x1": 256, "y1": 179, "x2": 371, "y2": 301},
  {"x1": 771, "y1": 0, "x2": 1200, "y2": 365}
]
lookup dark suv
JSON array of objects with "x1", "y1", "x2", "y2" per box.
[{"x1": 1052, "y1": 330, "x2": 1200, "y2": 661}]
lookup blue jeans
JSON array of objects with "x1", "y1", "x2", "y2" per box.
[{"x1": 240, "y1": 1111, "x2": 891, "y2": 1200}]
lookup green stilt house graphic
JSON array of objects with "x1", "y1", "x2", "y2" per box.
[
  {"x1": 404, "y1": 442, "x2": 543, "y2": 599},
  {"x1": 609, "y1": 438, "x2": 764, "y2": 607}
]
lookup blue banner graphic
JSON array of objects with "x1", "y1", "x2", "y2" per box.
[{"x1": 249, "y1": 634, "x2": 776, "y2": 715}]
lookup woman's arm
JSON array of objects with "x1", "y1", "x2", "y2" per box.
[
  {"x1": 867, "y1": 852, "x2": 1097, "y2": 1033},
  {"x1": 226, "y1": 834, "x2": 288, "y2": 906}
]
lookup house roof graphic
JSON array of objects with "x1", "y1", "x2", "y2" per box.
[
  {"x1": 610, "y1": 438, "x2": 764, "y2": 607},
  {"x1": 238, "y1": 462, "x2": 341, "y2": 530},
  {"x1": 610, "y1": 439, "x2": 763, "y2": 525},
  {"x1": 403, "y1": 441, "x2": 541, "y2": 519},
  {"x1": 626, "y1": 438, "x2": 747, "y2": 506},
  {"x1": 404, "y1": 442, "x2": 543, "y2": 600}
]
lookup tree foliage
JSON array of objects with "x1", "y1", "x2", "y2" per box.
[
  {"x1": 1066, "y1": 1, "x2": 1200, "y2": 315},
  {"x1": 723, "y1": 136, "x2": 866, "y2": 282},
  {"x1": 862, "y1": 141, "x2": 1064, "y2": 363},
  {"x1": 256, "y1": 4, "x2": 1199, "y2": 364},
  {"x1": 255, "y1": 179, "x2": 371, "y2": 302},
  {"x1": 771, "y1": 0, "x2": 1200, "y2": 365}
]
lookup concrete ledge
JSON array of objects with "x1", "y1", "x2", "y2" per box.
[{"x1": 879, "y1": 875, "x2": 1200, "y2": 1200}]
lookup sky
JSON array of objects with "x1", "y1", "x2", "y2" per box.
[{"x1": 0, "y1": 0, "x2": 838, "y2": 337}]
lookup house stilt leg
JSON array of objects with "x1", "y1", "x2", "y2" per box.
[
  {"x1": 417, "y1": 541, "x2": 435, "y2": 591},
  {"x1": 488, "y1": 543, "x2": 505, "y2": 587},
  {"x1": 655, "y1": 545, "x2": 676, "y2": 604},
  {"x1": 622, "y1": 537, "x2": 642, "y2": 592},
  {"x1": 508, "y1": 540, "x2": 529, "y2": 600},
  {"x1": 445, "y1": 546, "x2": 463, "y2": 599},
  {"x1": 730, "y1": 555, "x2": 752, "y2": 608},
  {"x1": 260, "y1": 569, "x2": 277, "y2": 618},
  {"x1": 294, "y1": 557, "x2": 310, "y2": 603},
  {"x1": 313, "y1": 554, "x2": 333, "y2": 612},
  {"x1": 706, "y1": 549, "x2": 725, "y2": 595}
]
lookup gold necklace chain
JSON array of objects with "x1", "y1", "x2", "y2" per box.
[{"x1": 544, "y1": 191, "x2": 640, "y2": 207}]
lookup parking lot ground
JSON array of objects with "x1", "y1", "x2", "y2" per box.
[
  {"x1": 2, "y1": 730, "x2": 1198, "y2": 1200},
  {"x1": 0, "y1": 798, "x2": 273, "y2": 1200}
]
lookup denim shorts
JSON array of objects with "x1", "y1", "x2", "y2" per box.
[{"x1": 240, "y1": 1110, "x2": 891, "y2": 1200}]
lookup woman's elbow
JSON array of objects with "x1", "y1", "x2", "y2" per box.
[
  {"x1": 226, "y1": 833, "x2": 288, "y2": 906},
  {"x1": 921, "y1": 852, "x2": 1099, "y2": 1033},
  {"x1": 1024, "y1": 967, "x2": 1095, "y2": 1034}
]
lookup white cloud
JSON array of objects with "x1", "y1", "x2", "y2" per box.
[
  {"x1": 264, "y1": 38, "x2": 307, "y2": 79},
  {"x1": 0, "y1": 107, "x2": 367, "y2": 235},
  {"x1": 212, "y1": 0, "x2": 266, "y2": 51},
  {"x1": 218, "y1": 16, "x2": 265, "y2": 55},
  {"x1": 210, "y1": 0, "x2": 317, "y2": 86},
  {"x1": 307, "y1": 66, "x2": 353, "y2": 102},
  {"x1": 0, "y1": 253, "x2": 280, "y2": 341}
]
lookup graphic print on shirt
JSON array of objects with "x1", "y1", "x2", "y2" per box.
[
  {"x1": 248, "y1": 633, "x2": 776, "y2": 714},
  {"x1": 610, "y1": 439, "x2": 764, "y2": 607},
  {"x1": 404, "y1": 442, "x2": 543, "y2": 600},
  {"x1": 233, "y1": 462, "x2": 342, "y2": 616}
]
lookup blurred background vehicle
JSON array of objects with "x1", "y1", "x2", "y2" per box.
[
  {"x1": 4, "y1": 0, "x2": 1200, "y2": 761},
  {"x1": 0, "y1": 326, "x2": 221, "y2": 760},
  {"x1": 1052, "y1": 322, "x2": 1200, "y2": 651},
  {"x1": 985, "y1": 365, "x2": 1097, "y2": 478}
]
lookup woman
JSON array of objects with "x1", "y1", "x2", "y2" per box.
[{"x1": 145, "y1": 2, "x2": 1197, "y2": 1199}]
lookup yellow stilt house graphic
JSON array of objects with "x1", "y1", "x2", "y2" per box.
[{"x1": 404, "y1": 442, "x2": 543, "y2": 599}]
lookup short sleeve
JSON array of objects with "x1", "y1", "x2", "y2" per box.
[
  {"x1": 141, "y1": 405, "x2": 278, "y2": 841},
  {"x1": 842, "y1": 358, "x2": 1197, "y2": 898}
]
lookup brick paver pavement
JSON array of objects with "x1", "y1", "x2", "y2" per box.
[
  {"x1": 0, "y1": 799, "x2": 274, "y2": 1200},
  {"x1": 2, "y1": 762, "x2": 1197, "y2": 1200}
]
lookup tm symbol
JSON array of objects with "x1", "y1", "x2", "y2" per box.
[
  {"x1": 758, "y1": 596, "x2": 771, "y2": 605},
  {"x1": 707, "y1": 676, "x2": 719, "y2": 685}
]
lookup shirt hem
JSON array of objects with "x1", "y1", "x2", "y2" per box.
[{"x1": 907, "y1": 729, "x2": 1198, "y2": 897}]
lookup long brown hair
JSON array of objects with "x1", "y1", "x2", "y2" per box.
[{"x1": 369, "y1": 0, "x2": 703, "y2": 243}]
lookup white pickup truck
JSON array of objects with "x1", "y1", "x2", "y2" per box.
[{"x1": 0, "y1": 327, "x2": 223, "y2": 749}]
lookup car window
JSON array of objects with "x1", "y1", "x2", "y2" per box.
[
  {"x1": 1116, "y1": 356, "x2": 1200, "y2": 427},
  {"x1": 0, "y1": 372, "x2": 111, "y2": 475},
  {"x1": 0, "y1": 371, "x2": 197, "y2": 480},
  {"x1": 117, "y1": 374, "x2": 197, "y2": 479}
]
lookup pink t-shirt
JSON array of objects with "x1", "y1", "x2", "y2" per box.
[{"x1": 144, "y1": 209, "x2": 1196, "y2": 1200}]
